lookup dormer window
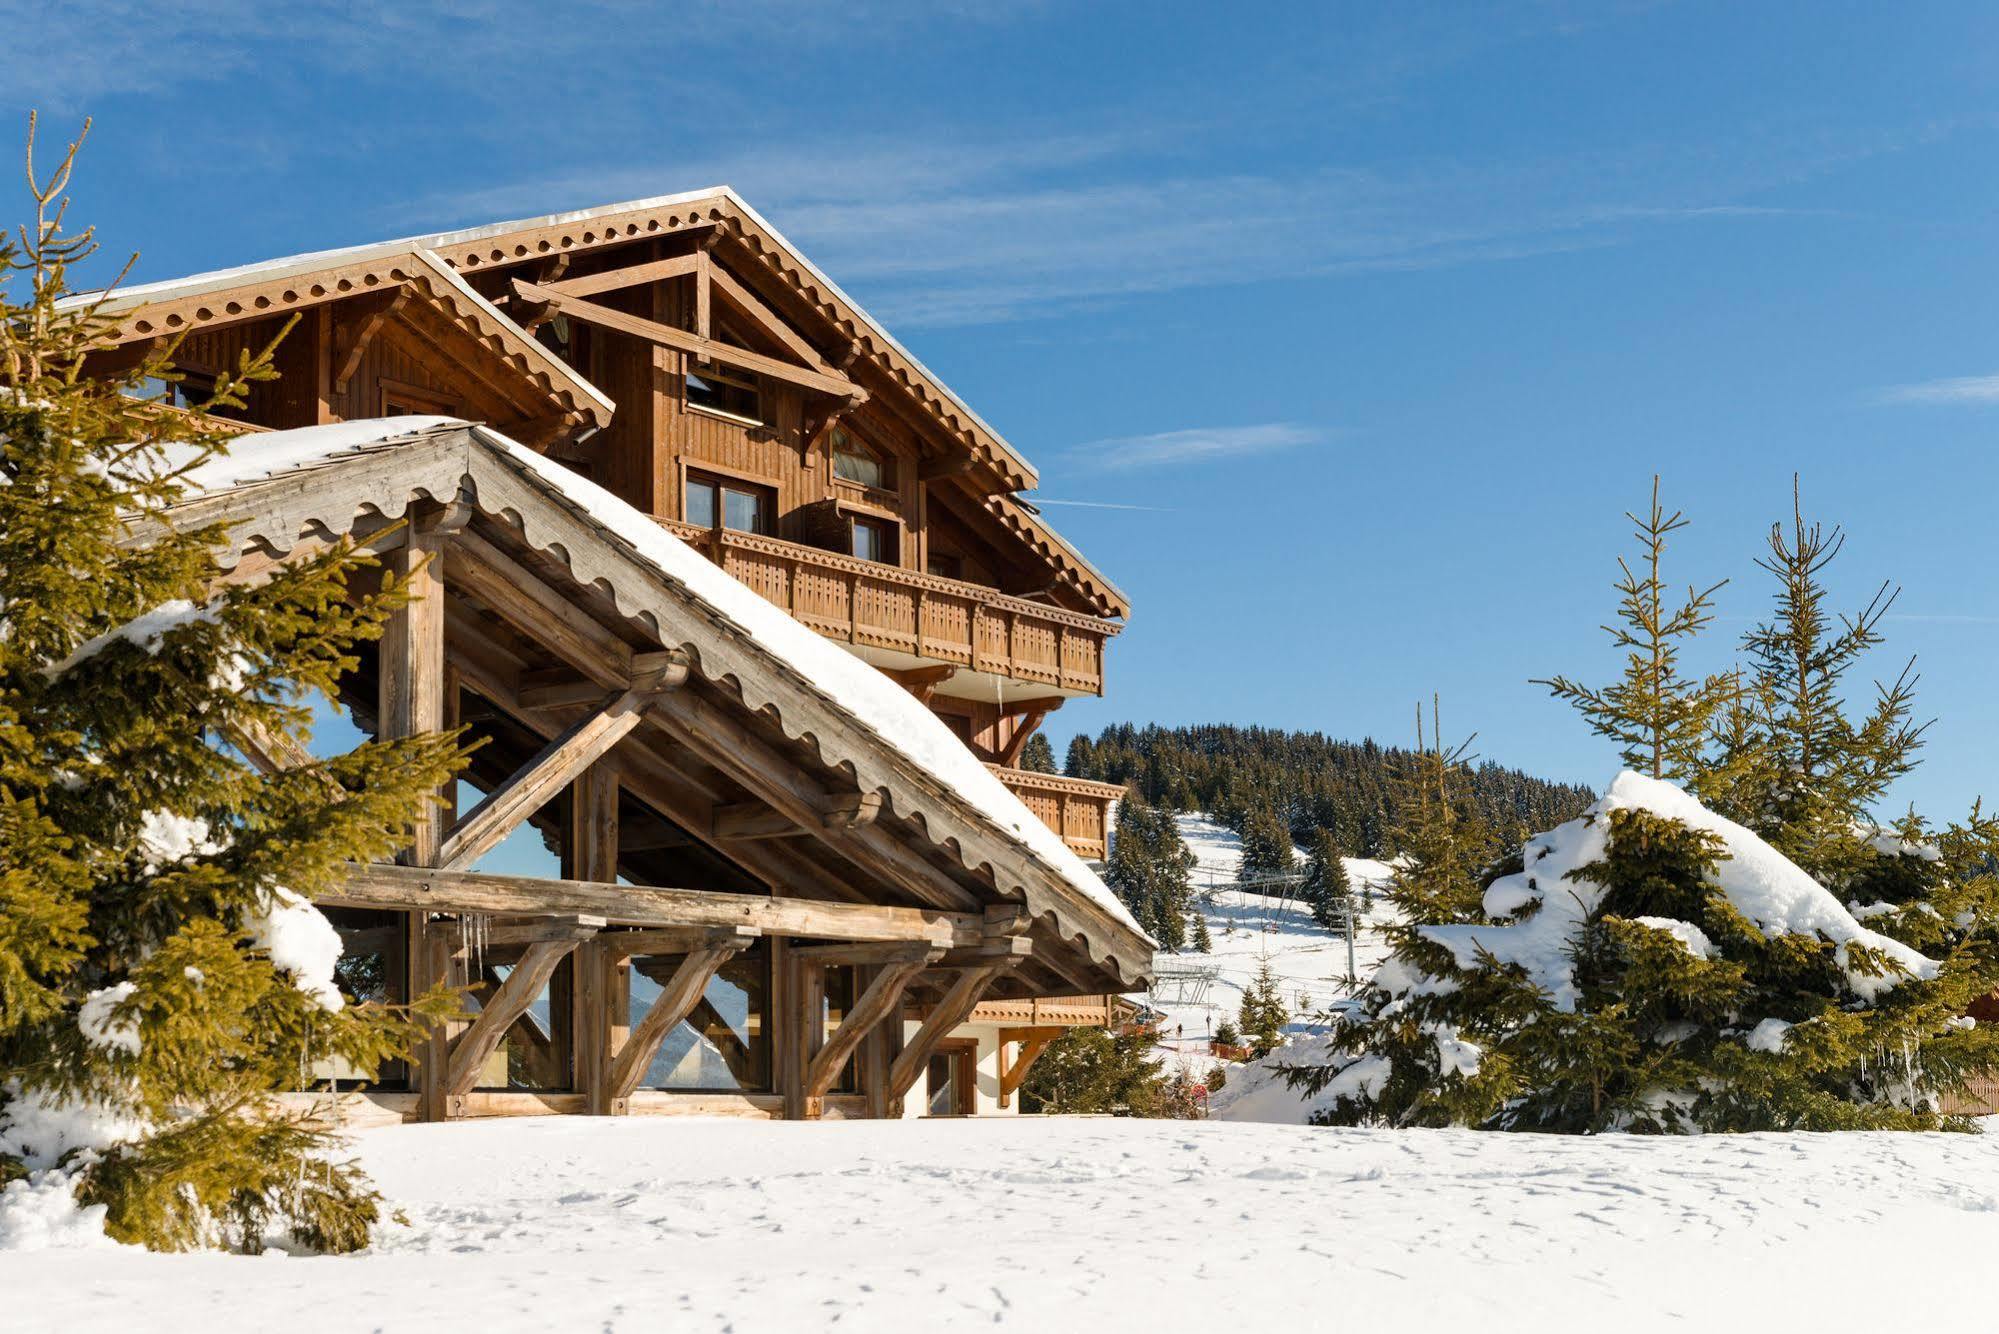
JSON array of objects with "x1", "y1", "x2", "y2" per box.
[
  {"x1": 831, "y1": 428, "x2": 894, "y2": 491},
  {"x1": 685, "y1": 366, "x2": 761, "y2": 425}
]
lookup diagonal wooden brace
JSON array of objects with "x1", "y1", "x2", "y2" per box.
[
  {"x1": 887, "y1": 963, "x2": 1008, "y2": 1109},
  {"x1": 444, "y1": 935, "x2": 591, "y2": 1098},
  {"x1": 438, "y1": 679, "x2": 675, "y2": 872},
  {"x1": 604, "y1": 926, "x2": 759, "y2": 1109},
  {"x1": 802, "y1": 943, "x2": 943, "y2": 1112}
]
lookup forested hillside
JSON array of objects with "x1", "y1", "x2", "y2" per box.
[{"x1": 1065, "y1": 723, "x2": 1592, "y2": 858}]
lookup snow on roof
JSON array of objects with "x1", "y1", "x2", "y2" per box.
[
  {"x1": 1422, "y1": 770, "x2": 1938, "y2": 1009},
  {"x1": 184, "y1": 417, "x2": 1145, "y2": 940}
]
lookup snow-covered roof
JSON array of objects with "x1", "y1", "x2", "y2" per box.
[{"x1": 174, "y1": 417, "x2": 1150, "y2": 973}]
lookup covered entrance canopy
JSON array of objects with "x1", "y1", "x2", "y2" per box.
[{"x1": 162, "y1": 418, "x2": 1152, "y2": 1121}]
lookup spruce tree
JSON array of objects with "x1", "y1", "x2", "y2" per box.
[
  {"x1": 1190, "y1": 910, "x2": 1213, "y2": 953},
  {"x1": 0, "y1": 119, "x2": 463, "y2": 1250},
  {"x1": 1237, "y1": 804, "x2": 1295, "y2": 887},
  {"x1": 1301, "y1": 827, "x2": 1351, "y2": 930},
  {"x1": 1238, "y1": 959, "x2": 1288, "y2": 1057},
  {"x1": 1018, "y1": 732, "x2": 1057, "y2": 774},
  {"x1": 1105, "y1": 790, "x2": 1193, "y2": 950},
  {"x1": 1287, "y1": 485, "x2": 1999, "y2": 1133},
  {"x1": 1382, "y1": 698, "x2": 1491, "y2": 926},
  {"x1": 1535, "y1": 477, "x2": 1734, "y2": 784},
  {"x1": 1703, "y1": 481, "x2": 1927, "y2": 885}
]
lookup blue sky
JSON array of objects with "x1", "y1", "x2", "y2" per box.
[{"x1": 10, "y1": 1, "x2": 1999, "y2": 817}]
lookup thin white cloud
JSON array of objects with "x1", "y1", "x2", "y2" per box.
[
  {"x1": 1030, "y1": 499, "x2": 1177, "y2": 512},
  {"x1": 1876, "y1": 374, "x2": 1999, "y2": 406},
  {"x1": 1068, "y1": 423, "x2": 1330, "y2": 472}
]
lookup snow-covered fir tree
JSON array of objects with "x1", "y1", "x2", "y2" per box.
[
  {"x1": 1287, "y1": 485, "x2": 1999, "y2": 1132},
  {"x1": 0, "y1": 120, "x2": 463, "y2": 1249}
]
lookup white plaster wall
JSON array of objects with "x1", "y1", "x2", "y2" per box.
[{"x1": 898, "y1": 1021, "x2": 1015, "y2": 1117}]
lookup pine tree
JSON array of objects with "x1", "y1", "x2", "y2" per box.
[
  {"x1": 1190, "y1": 910, "x2": 1213, "y2": 953},
  {"x1": 1702, "y1": 481, "x2": 1927, "y2": 885},
  {"x1": 1020, "y1": 1024, "x2": 1170, "y2": 1116},
  {"x1": 1301, "y1": 827, "x2": 1351, "y2": 930},
  {"x1": 1287, "y1": 485, "x2": 1999, "y2": 1134},
  {"x1": 1382, "y1": 698, "x2": 1491, "y2": 926},
  {"x1": 1105, "y1": 789, "x2": 1194, "y2": 950},
  {"x1": 1237, "y1": 804, "x2": 1295, "y2": 887},
  {"x1": 1536, "y1": 478, "x2": 1735, "y2": 784},
  {"x1": 1063, "y1": 734, "x2": 1097, "y2": 780},
  {"x1": 0, "y1": 119, "x2": 463, "y2": 1251},
  {"x1": 1018, "y1": 732, "x2": 1057, "y2": 774},
  {"x1": 1238, "y1": 959, "x2": 1288, "y2": 1057}
]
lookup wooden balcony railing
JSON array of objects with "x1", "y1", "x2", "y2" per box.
[
  {"x1": 988, "y1": 765, "x2": 1125, "y2": 861},
  {"x1": 657, "y1": 520, "x2": 1119, "y2": 696}
]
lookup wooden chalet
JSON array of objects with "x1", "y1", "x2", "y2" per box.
[{"x1": 81, "y1": 190, "x2": 1148, "y2": 1121}]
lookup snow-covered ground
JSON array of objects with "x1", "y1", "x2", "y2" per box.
[
  {"x1": 1143, "y1": 815, "x2": 1394, "y2": 1078},
  {"x1": 10, "y1": 1116, "x2": 1999, "y2": 1332}
]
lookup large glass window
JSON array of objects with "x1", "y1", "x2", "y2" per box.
[
  {"x1": 314, "y1": 907, "x2": 408, "y2": 1090},
  {"x1": 849, "y1": 515, "x2": 895, "y2": 564},
  {"x1": 685, "y1": 367, "x2": 761, "y2": 423},
  {"x1": 686, "y1": 471, "x2": 771, "y2": 535},
  {"x1": 626, "y1": 945, "x2": 771, "y2": 1092},
  {"x1": 821, "y1": 966, "x2": 858, "y2": 1095},
  {"x1": 831, "y1": 428, "x2": 894, "y2": 491}
]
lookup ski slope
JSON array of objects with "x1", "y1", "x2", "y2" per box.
[{"x1": 1142, "y1": 815, "x2": 1395, "y2": 1078}]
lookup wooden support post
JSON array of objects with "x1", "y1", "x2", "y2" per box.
[
  {"x1": 381, "y1": 510, "x2": 453, "y2": 1121},
  {"x1": 887, "y1": 964, "x2": 1007, "y2": 1112},
  {"x1": 801, "y1": 945, "x2": 938, "y2": 1119},
  {"x1": 568, "y1": 763, "x2": 621, "y2": 1116},
  {"x1": 604, "y1": 928, "x2": 756, "y2": 1112}
]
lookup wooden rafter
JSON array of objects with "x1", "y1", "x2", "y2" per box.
[
  {"x1": 606, "y1": 927, "x2": 758, "y2": 1104},
  {"x1": 511, "y1": 279, "x2": 864, "y2": 401},
  {"x1": 444, "y1": 928, "x2": 598, "y2": 1098},
  {"x1": 803, "y1": 945, "x2": 939, "y2": 1110},
  {"x1": 707, "y1": 262, "x2": 834, "y2": 372},
  {"x1": 543, "y1": 253, "x2": 701, "y2": 300},
  {"x1": 995, "y1": 705, "x2": 1056, "y2": 768},
  {"x1": 438, "y1": 675, "x2": 681, "y2": 872}
]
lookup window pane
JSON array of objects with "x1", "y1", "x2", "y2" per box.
[
  {"x1": 822, "y1": 967, "x2": 858, "y2": 1095},
  {"x1": 851, "y1": 519, "x2": 888, "y2": 563},
  {"x1": 723, "y1": 487, "x2": 765, "y2": 534},
  {"x1": 628, "y1": 948, "x2": 770, "y2": 1092},
  {"x1": 686, "y1": 480, "x2": 717, "y2": 528}
]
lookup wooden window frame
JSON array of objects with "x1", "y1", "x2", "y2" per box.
[
  {"x1": 845, "y1": 511, "x2": 899, "y2": 566},
  {"x1": 378, "y1": 376, "x2": 460, "y2": 419},
  {"x1": 683, "y1": 363, "x2": 764, "y2": 428},
  {"x1": 685, "y1": 466, "x2": 776, "y2": 536},
  {"x1": 830, "y1": 426, "x2": 898, "y2": 495}
]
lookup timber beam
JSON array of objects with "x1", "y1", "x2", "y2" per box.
[
  {"x1": 332, "y1": 288, "x2": 409, "y2": 393},
  {"x1": 438, "y1": 678, "x2": 679, "y2": 872},
  {"x1": 518, "y1": 650, "x2": 690, "y2": 711},
  {"x1": 998, "y1": 1025, "x2": 1066, "y2": 1109},
  {"x1": 802, "y1": 945, "x2": 940, "y2": 1114},
  {"x1": 328, "y1": 863, "x2": 988, "y2": 945},
  {"x1": 511, "y1": 279, "x2": 865, "y2": 401}
]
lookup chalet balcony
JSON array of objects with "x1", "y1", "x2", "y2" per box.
[
  {"x1": 987, "y1": 764, "x2": 1125, "y2": 862},
  {"x1": 657, "y1": 519, "x2": 1120, "y2": 698}
]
